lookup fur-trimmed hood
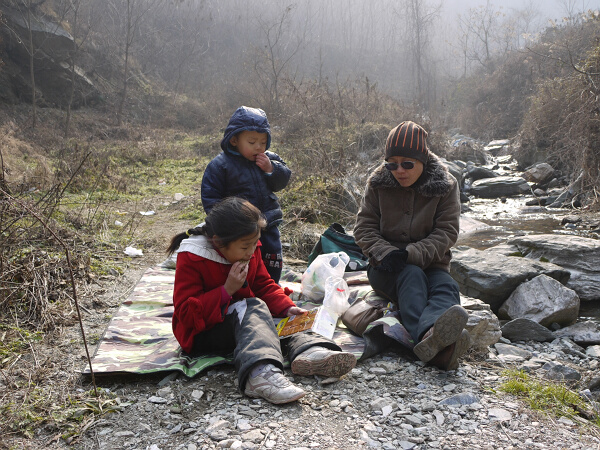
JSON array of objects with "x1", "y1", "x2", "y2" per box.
[{"x1": 367, "y1": 152, "x2": 455, "y2": 198}]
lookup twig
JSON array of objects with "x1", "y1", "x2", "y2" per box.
[
  {"x1": 28, "y1": 341, "x2": 39, "y2": 368},
  {"x1": 0, "y1": 187, "x2": 98, "y2": 396}
]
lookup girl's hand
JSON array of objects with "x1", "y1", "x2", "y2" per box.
[
  {"x1": 255, "y1": 153, "x2": 273, "y2": 173},
  {"x1": 286, "y1": 306, "x2": 308, "y2": 316},
  {"x1": 224, "y1": 260, "x2": 250, "y2": 295}
]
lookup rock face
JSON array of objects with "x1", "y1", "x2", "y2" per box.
[
  {"x1": 498, "y1": 274, "x2": 580, "y2": 327},
  {"x1": 0, "y1": 6, "x2": 99, "y2": 107},
  {"x1": 469, "y1": 176, "x2": 531, "y2": 198},
  {"x1": 505, "y1": 234, "x2": 600, "y2": 301},
  {"x1": 450, "y1": 248, "x2": 570, "y2": 312}
]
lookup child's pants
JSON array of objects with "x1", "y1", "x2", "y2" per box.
[
  {"x1": 191, "y1": 297, "x2": 341, "y2": 392},
  {"x1": 260, "y1": 226, "x2": 283, "y2": 283},
  {"x1": 367, "y1": 264, "x2": 461, "y2": 344}
]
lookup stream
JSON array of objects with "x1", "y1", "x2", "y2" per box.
[{"x1": 456, "y1": 194, "x2": 600, "y2": 324}]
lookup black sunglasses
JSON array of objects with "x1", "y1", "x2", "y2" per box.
[{"x1": 384, "y1": 161, "x2": 415, "y2": 171}]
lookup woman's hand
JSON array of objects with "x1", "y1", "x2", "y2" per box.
[
  {"x1": 224, "y1": 260, "x2": 250, "y2": 295},
  {"x1": 255, "y1": 153, "x2": 273, "y2": 173},
  {"x1": 375, "y1": 249, "x2": 408, "y2": 272},
  {"x1": 286, "y1": 306, "x2": 308, "y2": 316}
]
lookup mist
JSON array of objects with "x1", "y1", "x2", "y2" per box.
[{"x1": 132, "y1": 0, "x2": 597, "y2": 108}]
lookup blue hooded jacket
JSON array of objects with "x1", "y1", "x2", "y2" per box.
[{"x1": 201, "y1": 106, "x2": 291, "y2": 227}]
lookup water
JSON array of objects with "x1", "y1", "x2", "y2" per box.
[{"x1": 458, "y1": 196, "x2": 600, "y2": 324}]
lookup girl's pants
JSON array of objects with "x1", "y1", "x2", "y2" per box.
[
  {"x1": 367, "y1": 264, "x2": 461, "y2": 344},
  {"x1": 191, "y1": 297, "x2": 340, "y2": 392},
  {"x1": 260, "y1": 226, "x2": 283, "y2": 283}
]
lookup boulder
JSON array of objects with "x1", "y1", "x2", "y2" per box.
[
  {"x1": 522, "y1": 163, "x2": 555, "y2": 184},
  {"x1": 461, "y1": 295, "x2": 502, "y2": 350},
  {"x1": 466, "y1": 166, "x2": 498, "y2": 182},
  {"x1": 548, "y1": 173, "x2": 583, "y2": 208},
  {"x1": 483, "y1": 139, "x2": 510, "y2": 156},
  {"x1": 554, "y1": 321, "x2": 600, "y2": 345},
  {"x1": 498, "y1": 275, "x2": 579, "y2": 327},
  {"x1": 501, "y1": 318, "x2": 556, "y2": 343},
  {"x1": 540, "y1": 361, "x2": 582, "y2": 382},
  {"x1": 470, "y1": 176, "x2": 531, "y2": 198},
  {"x1": 450, "y1": 248, "x2": 570, "y2": 312},
  {"x1": 450, "y1": 140, "x2": 490, "y2": 164},
  {"x1": 494, "y1": 342, "x2": 532, "y2": 360},
  {"x1": 504, "y1": 234, "x2": 600, "y2": 301},
  {"x1": 586, "y1": 345, "x2": 600, "y2": 358},
  {"x1": 442, "y1": 160, "x2": 465, "y2": 186}
]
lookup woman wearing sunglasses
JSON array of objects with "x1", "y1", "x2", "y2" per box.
[{"x1": 353, "y1": 121, "x2": 470, "y2": 371}]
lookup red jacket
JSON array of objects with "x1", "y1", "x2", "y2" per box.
[{"x1": 172, "y1": 237, "x2": 295, "y2": 353}]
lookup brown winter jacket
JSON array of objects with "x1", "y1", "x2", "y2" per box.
[{"x1": 353, "y1": 152, "x2": 460, "y2": 272}]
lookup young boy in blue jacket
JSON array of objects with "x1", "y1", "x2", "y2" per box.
[{"x1": 201, "y1": 106, "x2": 291, "y2": 283}]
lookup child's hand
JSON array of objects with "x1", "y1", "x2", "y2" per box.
[
  {"x1": 286, "y1": 306, "x2": 308, "y2": 316},
  {"x1": 224, "y1": 260, "x2": 250, "y2": 295},
  {"x1": 255, "y1": 153, "x2": 273, "y2": 173}
]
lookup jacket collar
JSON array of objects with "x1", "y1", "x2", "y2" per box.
[
  {"x1": 367, "y1": 152, "x2": 454, "y2": 198},
  {"x1": 177, "y1": 233, "x2": 230, "y2": 264}
]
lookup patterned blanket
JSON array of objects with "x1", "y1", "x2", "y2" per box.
[{"x1": 83, "y1": 267, "x2": 414, "y2": 378}]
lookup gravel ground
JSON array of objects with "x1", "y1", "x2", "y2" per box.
[{"x1": 73, "y1": 343, "x2": 600, "y2": 450}]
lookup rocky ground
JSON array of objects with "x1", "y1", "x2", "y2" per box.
[
  {"x1": 68, "y1": 208, "x2": 600, "y2": 450},
  {"x1": 73, "y1": 336, "x2": 600, "y2": 450},
  {"x1": 3, "y1": 189, "x2": 600, "y2": 450}
]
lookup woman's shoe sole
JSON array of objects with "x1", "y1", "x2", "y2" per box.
[{"x1": 413, "y1": 305, "x2": 469, "y2": 363}]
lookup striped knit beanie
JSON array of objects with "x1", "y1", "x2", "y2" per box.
[{"x1": 385, "y1": 121, "x2": 429, "y2": 164}]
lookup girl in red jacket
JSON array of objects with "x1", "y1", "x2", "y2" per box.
[{"x1": 168, "y1": 197, "x2": 356, "y2": 404}]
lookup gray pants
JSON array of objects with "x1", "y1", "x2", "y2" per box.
[{"x1": 191, "y1": 297, "x2": 340, "y2": 391}]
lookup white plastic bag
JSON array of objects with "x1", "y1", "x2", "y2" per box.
[
  {"x1": 124, "y1": 246, "x2": 143, "y2": 257},
  {"x1": 323, "y1": 276, "x2": 350, "y2": 316},
  {"x1": 301, "y1": 252, "x2": 350, "y2": 301}
]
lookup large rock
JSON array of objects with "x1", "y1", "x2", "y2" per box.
[
  {"x1": 449, "y1": 139, "x2": 490, "y2": 164},
  {"x1": 483, "y1": 139, "x2": 510, "y2": 156},
  {"x1": 470, "y1": 176, "x2": 531, "y2": 198},
  {"x1": 548, "y1": 173, "x2": 583, "y2": 208},
  {"x1": 450, "y1": 248, "x2": 570, "y2": 312},
  {"x1": 501, "y1": 318, "x2": 555, "y2": 342},
  {"x1": 442, "y1": 160, "x2": 465, "y2": 186},
  {"x1": 504, "y1": 234, "x2": 600, "y2": 301},
  {"x1": 522, "y1": 163, "x2": 555, "y2": 184},
  {"x1": 554, "y1": 321, "x2": 600, "y2": 346},
  {"x1": 498, "y1": 275, "x2": 579, "y2": 326},
  {"x1": 466, "y1": 166, "x2": 498, "y2": 182},
  {"x1": 461, "y1": 295, "x2": 502, "y2": 350}
]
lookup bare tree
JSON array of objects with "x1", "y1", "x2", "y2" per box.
[
  {"x1": 102, "y1": 0, "x2": 164, "y2": 126},
  {"x1": 135, "y1": 1, "x2": 212, "y2": 102},
  {"x1": 250, "y1": 3, "x2": 306, "y2": 112},
  {"x1": 396, "y1": 0, "x2": 441, "y2": 109},
  {"x1": 459, "y1": 0, "x2": 505, "y2": 71},
  {"x1": 4, "y1": 0, "x2": 48, "y2": 128},
  {"x1": 556, "y1": 0, "x2": 591, "y2": 24}
]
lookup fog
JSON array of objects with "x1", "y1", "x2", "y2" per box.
[{"x1": 81, "y1": 0, "x2": 600, "y2": 112}]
